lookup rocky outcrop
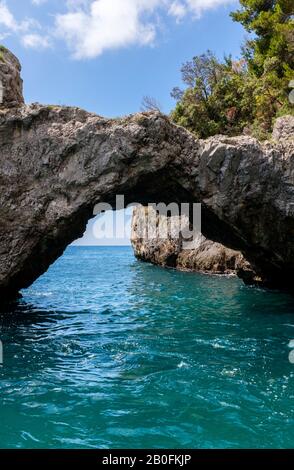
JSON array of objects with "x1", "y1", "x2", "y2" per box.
[
  {"x1": 131, "y1": 206, "x2": 257, "y2": 282},
  {"x1": 0, "y1": 48, "x2": 293, "y2": 299},
  {"x1": 272, "y1": 115, "x2": 294, "y2": 142},
  {"x1": 177, "y1": 243, "x2": 255, "y2": 283},
  {"x1": 0, "y1": 47, "x2": 24, "y2": 109}
]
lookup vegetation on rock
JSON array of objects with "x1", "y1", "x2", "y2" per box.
[{"x1": 171, "y1": 0, "x2": 294, "y2": 139}]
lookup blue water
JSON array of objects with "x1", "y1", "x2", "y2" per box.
[{"x1": 0, "y1": 246, "x2": 294, "y2": 449}]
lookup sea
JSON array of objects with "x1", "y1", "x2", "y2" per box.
[{"x1": 0, "y1": 246, "x2": 294, "y2": 448}]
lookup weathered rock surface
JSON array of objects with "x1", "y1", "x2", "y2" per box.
[
  {"x1": 0, "y1": 49, "x2": 293, "y2": 299},
  {"x1": 131, "y1": 205, "x2": 257, "y2": 282},
  {"x1": 272, "y1": 115, "x2": 294, "y2": 142},
  {"x1": 0, "y1": 47, "x2": 24, "y2": 109}
]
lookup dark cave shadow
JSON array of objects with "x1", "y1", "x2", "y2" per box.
[{"x1": 0, "y1": 298, "x2": 69, "y2": 328}]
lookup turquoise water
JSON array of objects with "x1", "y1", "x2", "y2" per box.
[{"x1": 0, "y1": 246, "x2": 294, "y2": 449}]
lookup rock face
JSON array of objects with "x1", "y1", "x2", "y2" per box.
[
  {"x1": 0, "y1": 48, "x2": 293, "y2": 299},
  {"x1": 0, "y1": 47, "x2": 24, "y2": 109},
  {"x1": 272, "y1": 115, "x2": 294, "y2": 142},
  {"x1": 131, "y1": 206, "x2": 257, "y2": 281}
]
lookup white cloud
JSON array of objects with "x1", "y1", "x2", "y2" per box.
[
  {"x1": 0, "y1": 32, "x2": 9, "y2": 40},
  {"x1": 1, "y1": 0, "x2": 236, "y2": 57},
  {"x1": 169, "y1": 0, "x2": 234, "y2": 21},
  {"x1": 55, "y1": 0, "x2": 235, "y2": 59},
  {"x1": 22, "y1": 33, "x2": 51, "y2": 49},
  {"x1": 0, "y1": 1, "x2": 47, "y2": 48},
  {"x1": 0, "y1": 1, "x2": 18, "y2": 30},
  {"x1": 168, "y1": 1, "x2": 187, "y2": 21},
  {"x1": 31, "y1": 0, "x2": 48, "y2": 5},
  {"x1": 65, "y1": 0, "x2": 91, "y2": 9},
  {"x1": 186, "y1": 0, "x2": 233, "y2": 17},
  {"x1": 0, "y1": 1, "x2": 40, "y2": 32},
  {"x1": 55, "y1": 0, "x2": 165, "y2": 59}
]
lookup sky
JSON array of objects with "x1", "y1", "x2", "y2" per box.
[{"x1": 0, "y1": 0, "x2": 246, "y2": 245}]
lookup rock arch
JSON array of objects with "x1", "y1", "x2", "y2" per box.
[{"x1": 0, "y1": 49, "x2": 293, "y2": 299}]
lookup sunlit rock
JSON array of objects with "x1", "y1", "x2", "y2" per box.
[{"x1": 0, "y1": 48, "x2": 293, "y2": 298}]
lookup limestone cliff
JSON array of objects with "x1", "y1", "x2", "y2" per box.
[
  {"x1": 0, "y1": 48, "x2": 293, "y2": 299},
  {"x1": 131, "y1": 206, "x2": 256, "y2": 282},
  {"x1": 0, "y1": 46, "x2": 24, "y2": 108}
]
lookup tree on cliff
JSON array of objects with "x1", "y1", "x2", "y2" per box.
[
  {"x1": 231, "y1": 0, "x2": 294, "y2": 133},
  {"x1": 171, "y1": 0, "x2": 293, "y2": 139},
  {"x1": 141, "y1": 95, "x2": 162, "y2": 113},
  {"x1": 171, "y1": 52, "x2": 255, "y2": 138}
]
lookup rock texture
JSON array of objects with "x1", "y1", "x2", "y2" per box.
[
  {"x1": 0, "y1": 48, "x2": 293, "y2": 299},
  {"x1": 131, "y1": 205, "x2": 257, "y2": 281},
  {"x1": 0, "y1": 47, "x2": 24, "y2": 109},
  {"x1": 272, "y1": 115, "x2": 294, "y2": 142}
]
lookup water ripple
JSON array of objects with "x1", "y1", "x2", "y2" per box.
[{"x1": 0, "y1": 246, "x2": 294, "y2": 449}]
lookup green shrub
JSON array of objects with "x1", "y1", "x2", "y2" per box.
[{"x1": 171, "y1": 0, "x2": 293, "y2": 139}]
